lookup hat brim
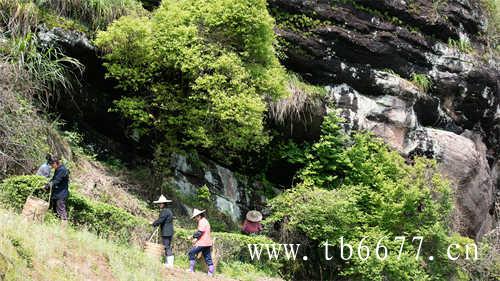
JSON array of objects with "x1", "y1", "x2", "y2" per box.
[
  {"x1": 191, "y1": 210, "x2": 206, "y2": 219},
  {"x1": 246, "y1": 211, "x2": 263, "y2": 222},
  {"x1": 153, "y1": 200, "x2": 172, "y2": 204}
]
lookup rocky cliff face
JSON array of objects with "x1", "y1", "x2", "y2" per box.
[
  {"x1": 269, "y1": 0, "x2": 499, "y2": 239},
  {"x1": 168, "y1": 153, "x2": 272, "y2": 223},
  {"x1": 36, "y1": 1, "x2": 499, "y2": 238}
]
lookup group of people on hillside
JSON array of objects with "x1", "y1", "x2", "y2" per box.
[
  {"x1": 36, "y1": 154, "x2": 264, "y2": 277},
  {"x1": 151, "y1": 194, "x2": 264, "y2": 276}
]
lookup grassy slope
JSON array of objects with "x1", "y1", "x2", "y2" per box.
[
  {"x1": 0, "y1": 208, "x2": 164, "y2": 281},
  {"x1": 0, "y1": 208, "x2": 273, "y2": 281},
  {"x1": 0, "y1": 156, "x2": 282, "y2": 281}
]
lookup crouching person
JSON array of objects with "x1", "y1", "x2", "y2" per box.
[
  {"x1": 152, "y1": 195, "x2": 174, "y2": 268},
  {"x1": 46, "y1": 156, "x2": 69, "y2": 224},
  {"x1": 188, "y1": 208, "x2": 214, "y2": 276}
]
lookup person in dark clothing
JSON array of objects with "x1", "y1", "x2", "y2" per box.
[
  {"x1": 152, "y1": 195, "x2": 174, "y2": 268},
  {"x1": 45, "y1": 156, "x2": 69, "y2": 223}
]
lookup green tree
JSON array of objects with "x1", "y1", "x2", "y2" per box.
[
  {"x1": 95, "y1": 0, "x2": 287, "y2": 164},
  {"x1": 267, "y1": 113, "x2": 467, "y2": 280}
]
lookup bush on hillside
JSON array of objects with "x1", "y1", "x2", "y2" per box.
[
  {"x1": 0, "y1": 175, "x2": 48, "y2": 210},
  {"x1": 67, "y1": 193, "x2": 147, "y2": 243},
  {"x1": 267, "y1": 113, "x2": 469, "y2": 280},
  {"x1": 95, "y1": 0, "x2": 287, "y2": 164},
  {"x1": 0, "y1": 175, "x2": 146, "y2": 244}
]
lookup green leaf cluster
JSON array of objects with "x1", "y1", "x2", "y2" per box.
[
  {"x1": 0, "y1": 175, "x2": 48, "y2": 210},
  {"x1": 95, "y1": 0, "x2": 287, "y2": 164},
  {"x1": 410, "y1": 73, "x2": 432, "y2": 92}
]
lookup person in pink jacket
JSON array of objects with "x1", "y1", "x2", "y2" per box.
[{"x1": 188, "y1": 208, "x2": 214, "y2": 276}]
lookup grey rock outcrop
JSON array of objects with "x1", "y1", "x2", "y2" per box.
[
  {"x1": 168, "y1": 154, "x2": 269, "y2": 222},
  {"x1": 270, "y1": 0, "x2": 499, "y2": 239}
]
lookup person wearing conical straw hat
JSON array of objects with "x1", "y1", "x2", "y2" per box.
[
  {"x1": 188, "y1": 208, "x2": 215, "y2": 276},
  {"x1": 241, "y1": 210, "x2": 263, "y2": 235},
  {"x1": 152, "y1": 195, "x2": 174, "y2": 268}
]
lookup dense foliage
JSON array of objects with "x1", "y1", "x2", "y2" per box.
[
  {"x1": 267, "y1": 113, "x2": 471, "y2": 281},
  {"x1": 95, "y1": 0, "x2": 287, "y2": 164},
  {"x1": 67, "y1": 193, "x2": 147, "y2": 243},
  {"x1": 0, "y1": 175, "x2": 48, "y2": 209}
]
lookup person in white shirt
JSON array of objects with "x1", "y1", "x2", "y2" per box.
[{"x1": 36, "y1": 154, "x2": 52, "y2": 178}]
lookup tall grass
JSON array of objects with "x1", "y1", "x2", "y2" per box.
[
  {"x1": 448, "y1": 38, "x2": 473, "y2": 53},
  {"x1": 410, "y1": 73, "x2": 432, "y2": 92},
  {"x1": 269, "y1": 73, "x2": 325, "y2": 133},
  {"x1": 2, "y1": 33, "x2": 84, "y2": 107},
  {"x1": 40, "y1": 0, "x2": 145, "y2": 30},
  {"x1": 0, "y1": 0, "x2": 39, "y2": 36},
  {"x1": 0, "y1": 0, "x2": 145, "y2": 33},
  {"x1": 0, "y1": 64, "x2": 50, "y2": 177}
]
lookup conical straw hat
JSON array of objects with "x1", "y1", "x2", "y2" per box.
[
  {"x1": 191, "y1": 208, "x2": 206, "y2": 219},
  {"x1": 153, "y1": 195, "x2": 172, "y2": 204}
]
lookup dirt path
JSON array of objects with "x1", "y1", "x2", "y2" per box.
[
  {"x1": 161, "y1": 267, "x2": 283, "y2": 281},
  {"x1": 162, "y1": 267, "x2": 234, "y2": 281}
]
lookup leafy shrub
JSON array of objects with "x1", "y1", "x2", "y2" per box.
[
  {"x1": 0, "y1": 175, "x2": 48, "y2": 210},
  {"x1": 95, "y1": 0, "x2": 287, "y2": 164},
  {"x1": 267, "y1": 113, "x2": 467, "y2": 280},
  {"x1": 196, "y1": 185, "x2": 211, "y2": 203},
  {"x1": 0, "y1": 175, "x2": 147, "y2": 244},
  {"x1": 67, "y1": 193, "x2": 147, "y2": 243}
]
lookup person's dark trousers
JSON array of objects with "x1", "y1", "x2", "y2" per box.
[
  {"x1": 188, "y1": 246, "x2": 213, "y2": 266},
  {"x1": 50, "y1": 198, "x2": 68, "y2": 220},
  {"x1": 162, "y1": 236, "x2": 173, "y2": 256}
]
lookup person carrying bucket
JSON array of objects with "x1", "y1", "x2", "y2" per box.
[
  {"x1": 152, "y1": 195, "x2": 175, "y2": 268},
  {"x1": 45, "y1": 156, "x2": 69, "y2": 224},
  {"x1": 188, "y1": 208, "x2": 214, "y2": 276}
]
